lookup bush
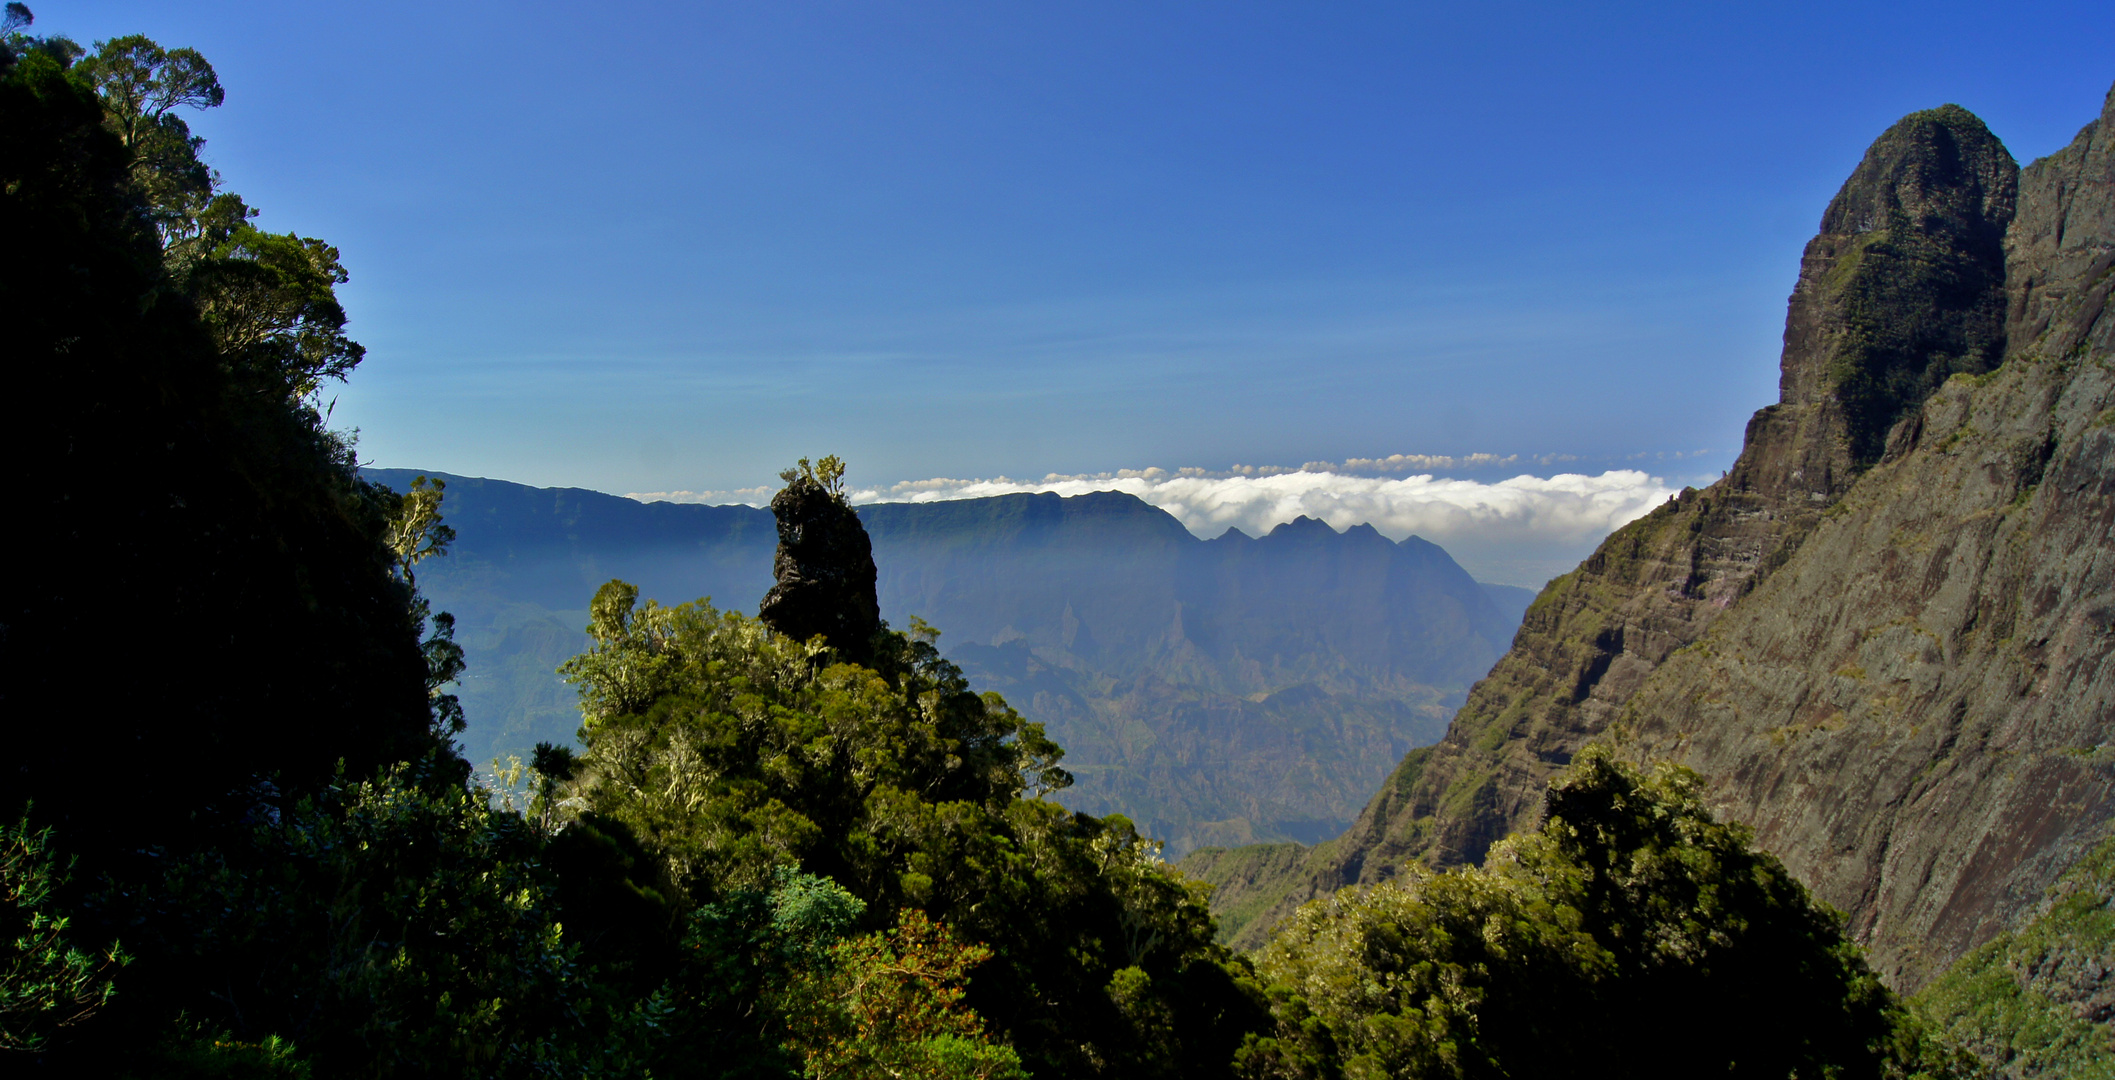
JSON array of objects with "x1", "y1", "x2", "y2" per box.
[{"x1": 1244, "y1": 747, "x2": 1931, "y2": 1080}]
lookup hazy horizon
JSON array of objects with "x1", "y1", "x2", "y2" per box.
[{"x1": 62, "y1": 0, "x2": 2115, "y2": 585}]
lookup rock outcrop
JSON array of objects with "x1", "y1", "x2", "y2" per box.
[
  {"x1": 759, "y1": 475, "x2": 884, "y2": 667},
  {"x1": 1192, "y1": 88, "x2": 2115, "y2": 979},
  {"x1": 1612, "y1": 83, "x2": 2115, "y2": 989}
]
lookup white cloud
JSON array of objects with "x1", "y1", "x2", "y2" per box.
[
  {"x1": 626, "y1": 484, "x2": 778, "y2": 504},
  {"x1": 631, "y1": 458, "x2": 1682, "y2": 587},
  {"x1": 856, "y1": 466, "x2": 1669, "y2": 544},
  {"x1": 863, "y1": 468, "x2": 1675, "y2": 586}
]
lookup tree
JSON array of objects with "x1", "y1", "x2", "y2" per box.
[
  {"x1": 64, "y1": 32, "x2": 370, "y2": 402},
  {"x1": 133, "y1": 761, "x2": 585, "y2": 1078},
  {"x1": 0, "y1": 6, "x2": 82, "y2": 73},
  {"x1": 385, "y1": 475, "x2": 467, "y2": 739},
  {"x1": 2, "y1": 23, "x2": 447, "y2": 1070},
  {"x1": 626, "y1": 868, "x2": 1022, "y2": 1079},
  {"x1": 73, "y1": 34, "x2": 221, "y2": 149},
  {"x1": 73, "y1": 34, "x2": 221, "y2": 246},
  {"x1": 783, "y1": 909, "x2": 1026, "y2": 1080},
  {"x1": 779, "y1": 454, "x2": 849, "y2": 498},
  {"x1": 0, "y1": 815, "x2": 127, "y2": 1052},
  {"x1": 189, "y1": 226, "x2": 368, "y2": 399},
  {"x1": 555, "y1": 580, "x2": 1267, "y2": 1077},
  {"x1": 1242, "y1": 747, "x2": 1946, "y2": 1079}
]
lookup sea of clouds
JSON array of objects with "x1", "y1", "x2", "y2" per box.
[{"x1": 630, "y1": 454, "x2": 1687, "y2": 586}]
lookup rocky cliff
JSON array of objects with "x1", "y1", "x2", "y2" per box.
[
  {"x1": 760, "y1": 474, "x2": 885, "y2": 667},
  {"x1": 1192, "y1": 85, "x2": 2114, "y2": 983},
  {"x1": 1612, "y1": 84, "x2": 2115, "y2": 990}
]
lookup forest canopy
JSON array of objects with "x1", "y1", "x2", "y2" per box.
[{"x1": 0, "y1": 10, "x2": 1988, "y2": 1078}]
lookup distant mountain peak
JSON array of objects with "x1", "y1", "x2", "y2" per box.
[{"x1": 1266, "y1": 516, "x2": 1337, "y2": 538}]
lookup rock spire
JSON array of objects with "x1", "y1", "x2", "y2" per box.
[{"x1": 758, "y1": 456, "x2": 883, "y2": 667}]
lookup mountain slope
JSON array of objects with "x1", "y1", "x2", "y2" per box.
[
  {"x1": 358, "y1": 471, "x2": 780, "y2": 769},
  {"x1": 860, "y1": 496, "x2": 1522, "y2": 848},
  {"x1": 364, "y1": 473, "x2": 1523, "y2": 854},
  {"x1": 1610, "y1": 84, "x2": 2115, "y2": 989},
  {"x1": 1188, "y1": 91, "x2": 2114, "y2": 970}
]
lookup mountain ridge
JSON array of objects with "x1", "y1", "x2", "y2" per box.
[
  {"x1": 362, "y1": 470, "x2": 1526, "y2": 854},
  {"x1": 1185, "y1": 80, "x2": 2115, "y2": 1009}
]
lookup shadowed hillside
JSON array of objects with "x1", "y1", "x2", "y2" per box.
[
  {"x1": 1185, "y1": 82, "x2": 2115, "y2": 1043},
  {"x1": 365, "y1": 471, "x2": 1523, "y2": 854}
]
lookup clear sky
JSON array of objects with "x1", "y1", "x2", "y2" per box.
[{"x1": 51, "y1": 1, "x2": 2115, "y2": 581}]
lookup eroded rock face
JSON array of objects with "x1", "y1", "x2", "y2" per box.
[
  {"x1": 1190, "y1": 101, "x2": 2038, "y2": 953},
  {"x1": 758, "y1": 478, "x2": 883, "y2": 667},
  {"x1": 1614, "y1": 81, "x2": 2115, "y2": 990},
  {"x1": 1741, "y1": 106, "x2": 2017, "y2": 499}
]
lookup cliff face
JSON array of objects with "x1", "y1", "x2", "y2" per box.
[
  {"x1": 1613, "y1": 84, "x2": 2115, "y2": 989},
  {"x1": 1189, "y1": 96, "x2": 2104, "y2": 958}
]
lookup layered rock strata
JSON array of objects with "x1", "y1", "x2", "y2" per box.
[
  {"x1": 1612, "y1": 84, "x2": 2115, "y2": 988},
  {"x1": 1193, "y1": 90, "x2": 2115, "y2": 975}
]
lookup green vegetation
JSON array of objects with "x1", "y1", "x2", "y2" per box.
[
  {"x1": 1239, "y1": 748, "x2": 1956, "y2": 1079},
  {"x1": 0, "y1": 816, "x2": 126, "y2": 1052},
  {"x1": 1821, "y1": 105, "x2": 2014, "y2": 466},
  {"x1": 551, "y1": 581, "x2": 1268, "y2": 1076},
  {"x1": 1913, "y1": 836, "x2": 2115, "y2": 1078},
  {"x1": 0, "y1": 10, "x2": 2079, "y2": 1077}
]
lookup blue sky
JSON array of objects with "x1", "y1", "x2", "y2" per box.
[{"x1": 51, "y1": 2, "x2": 2115, "y2": 577}]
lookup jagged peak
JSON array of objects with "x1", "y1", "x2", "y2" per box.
[
  {"x1": 1728, "y1": 99, "x2": 2018, "y2": 500},
  {"x1": 1266, "y1": 515, "x2": 1338, "y2": 538},
  {"x1": 1817, "y1": 104, "x2": 2015, "y2": 243}
]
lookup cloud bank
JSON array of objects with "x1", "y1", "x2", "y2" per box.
[{"x1": 631, "y1": 459, "x2": 1680, "y2": 587}]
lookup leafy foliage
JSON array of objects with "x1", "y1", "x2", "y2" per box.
[
  {"x1": 72, "y1": 33, "x2": 220, "y2": 240},
  {"x1": 142, "y1": 1030, "x2": 314, "y2": 1080},
  {"x1": 780, "y1": 454, "x2": 849, "y2": 499},
  {"x1": 131, "y1": 763, "x2": 581, "y2": 1077},
  {"x1": 65, "y1": 30, "x2": 366, "y2": 401},
  {"x1": 1242, "y1": 747, "x2": 1950, "y2": 1079},
  {"x1": 557, "y1": 582, "x2": 1269, "y2": 1076},
  {"x1": 783, "y1": 909, "x2": 1026, "y2": 1080},
  {"x1": 387, "y1": 474, "x2": 469, "y2": 740},
  {"x1": 0, "y1": 815, "x2": 127, "y2": 1051},
  {"x1": 1913, "y1": 836, "x2": 2115, "y2": 1078},
  {"x1": 557, "y1": 582, "x2": 1067, "y2": 896},
  {"x1": 188, "y1": 225, "x2": 367, "y2": 398},
  {"x1": 629, "y1": 868, "x2": 1020, "y2": 1079}
]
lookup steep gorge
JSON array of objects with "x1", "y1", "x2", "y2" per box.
[{"x1": 1192, "y1": 84, "x2": 2115, "y2": 988}]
